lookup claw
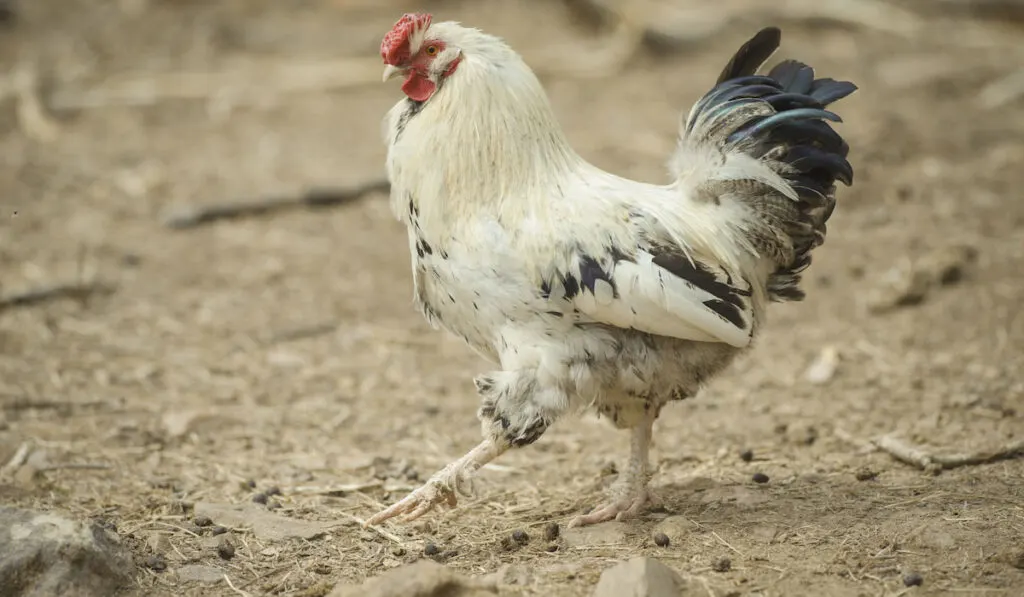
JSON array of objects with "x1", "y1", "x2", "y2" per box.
[
  {"x1": 363, "y1": 439, "x2": 507, "y2": 527},
  {"x1": 569, "y1": 488, "x2": 651, "y2": 527},
  {"x1": 365, "y1": 480, "x2": 457, "y2": 526}
]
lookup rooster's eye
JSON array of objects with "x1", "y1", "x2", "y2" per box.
[{"x1": 425, "y1": 45, "x2": 439, "y2": 56}]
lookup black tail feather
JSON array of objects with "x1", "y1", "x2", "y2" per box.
[
  {"x1": 768, "y1": 60, "x2": 815, "y2": 94},
  {"x1": 683, "y1": 26, "x2": 858, "y2": 303},
  {"x1": 809, "y1": 78, "x2": 858, "y2": 105},
  {"x1": 716, "y1": 27, "x2": 782, "y2": 84}
]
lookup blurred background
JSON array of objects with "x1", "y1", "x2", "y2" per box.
[{"x1": 1, "y1": 0, "x2": 1023, "y2": 596}]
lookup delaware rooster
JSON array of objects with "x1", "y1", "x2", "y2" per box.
[{"x1": 366, "y1": 13, "x2": 856, "y2": 527}]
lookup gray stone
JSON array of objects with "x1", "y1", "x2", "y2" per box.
[
  {"x1": 328, "y1": 559, "x2": 497, "y2": 597},
  {"x1": 176, "y1": 564, "x2": 227, "y2": 584},
  {"x1": 0, "y1": 507, "x2": 134, "y2": 597},
  {"x1": 593, "y1": 557, "x2": 686, "y2": 597}
]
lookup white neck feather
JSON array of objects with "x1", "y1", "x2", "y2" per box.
[{"x1": 384, "y1": 24, "x2": 584, "y2": 238}]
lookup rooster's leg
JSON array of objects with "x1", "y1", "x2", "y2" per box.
[
  {"x1": 364, "y1": 438, "x2": 508, "y2": 526},
  {"x1": 569, "y1": 412, "x2": 655, "y2": 527}
]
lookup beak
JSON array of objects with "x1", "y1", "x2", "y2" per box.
[{"x1": 382, "y1": 64, "x2": 404, "y2": 82}]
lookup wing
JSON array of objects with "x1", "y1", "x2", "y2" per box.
[{"x1": 543, "y1": 242, "x2": 755, "y2": 348}]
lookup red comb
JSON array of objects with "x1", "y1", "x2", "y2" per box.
[{"x1": 381, "y1": 13, "x2": 433, "y2": 65}]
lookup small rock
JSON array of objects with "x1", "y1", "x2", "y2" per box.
[
  {"x1": 145, "y1": 555, "x2": 167, "y2": 572},
  {"x1": 804, "y1": 346, "x2": 839, "y2": 385},
  {"x1": 652, "y1": 532, "x2": 670, "y2": 547},
  {"x1": 711, "y1": 557, "x2": 732, "y2": 573},
  {"x1": 193, "y1": 515, "x2": 213, "y2": 527},
  {"x1": 211, "y1": 526, "x2": 228, "y2": 536},
  {"x1": 176, "y1": 564, "x2": 226, "y2": 584},
  {"x1": 267, "y1": 501, "x2": 282, "y2": 510},
  {"x1": 544, "y1": 522, "x2": 560, "y2": 541},
  {"x1": 1005, "y1": 550, "x2": 1024, "y2": 569},
  {"x1": 511, "y1": 529, "x2": 529, "y2": 544},
  {"x1": 193, "y1": 502, "x2": 331, "y2": 542},
  {"x1": 592, "y1": 557, "x2": 686, "y2": 597},
  {"x1": 424, "y1": 542, "x2": 441, "y2": 556},
  {"x1": 739, "y1": 449, "x2": 754, "y2": 462},
  {"x1": 252, "y1": 493, "x2": 268, "y2": 505},
  {"x1": 786, "y1": 422, "x2": 819, "y2": 446},
  {"x1": 902, "y1": 572, "x2": 923, "y2": 587},
  {"x1": 752, "y1": 473, "x2": 770, "y2": 484},
  {"x1": 546, "y1": 544, "x2": 558, "y2": 552},
  {"x1": 327, "y1": 559, "x2": 497, "y2": 597},
  {"x1": 0, "y1": 507, "x2": 135, "y2": 596},
  {"x1": 266, "y1": 486, "x2": 282, "y2": 496},
  {"x1": 217, "y1": 542, "x2": 235, "y2": 560},
  {"x1": 854, "y1": 467, "x2": 878, "y2": 481}
]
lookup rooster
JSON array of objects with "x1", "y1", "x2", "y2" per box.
[{"x1": 366, "y1": 13, "x2": 856, "y2": 527}]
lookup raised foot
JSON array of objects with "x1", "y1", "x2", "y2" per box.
[
  {"x1": 569, "y1": 488, "x2": 651, "y2": 527},
  {"x1": 364, "y1": 439, "x2": 505, "y2": 527},
  {"x1": 365, "y1": 477, "x2": 460, "y2": 526}
]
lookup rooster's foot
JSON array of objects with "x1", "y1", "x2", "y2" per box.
[{"x1": 569, "y1": 486, "x2": 651, "y2": 527}]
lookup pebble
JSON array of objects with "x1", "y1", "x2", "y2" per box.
[
  {"x1": 217, "y1": 542, "x2": 235, "y2": 560},
  {"x1": 739, "y1": 449, "x2": 754, "y2": 462},
  {"x1": 712, "y1": 557, "x2": 732, "y2": 572},
  {"x1": 423, "y1": 542, "x2": 440, "y2": 556},
  {"x1": 593, "y1": 557, "x2": 686, "y2": 597},
  {"x1": 544, "y1": 522, "x2": 560, "y2": 541},
  {"x1": 752, "y1": 473, "x2": 770, "y2": 484},
  {"x1": 251, "y1": 493, "x2": 268, "y2": 505},
  {"x1": 193, "y1": 515, "x2": 213, "y2": 527},
  {"x1": 145, "y1": 554, "x2": 167, "y2": 572},
  {"x1": 903, "y1": 572, "x2": 923, "y2": 587},
  {"x1": 653, "y1": 532, "x2": 670, "y2": 547},
  {"x1": 855, "y1": 467, "x2": 879, "y2": 481},
  {"x1": 511, "y1": 529, "x2": 529, "y2": 544}
]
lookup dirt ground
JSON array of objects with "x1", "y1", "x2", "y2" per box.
[{"x1": 2, "y1": 0, "x2": 1024, "y2": 595}]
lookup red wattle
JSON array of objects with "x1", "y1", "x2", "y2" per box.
[{"x1": 402, "y1": 73, "x2": 437, "y2": 102}]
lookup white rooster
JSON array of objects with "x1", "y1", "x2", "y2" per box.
[{"x1": 366, "y1": 13, "x2": 856, "y2": 527}]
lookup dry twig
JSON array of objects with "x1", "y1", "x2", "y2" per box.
[
  {"x1": 873, "y1": 435, "x2": 1024, "y2": 473},
  {"x1": 11, "y1": 64, "x2": 60, "y2": 142},
  {"x1": 223, "y1": 574, "x2": 253, "y2": 597},
  {"x1": 978, "y1": 68, "x2": 1024, "y2": 109},
  {"x1": 0, "y1": 281, "x2": 115, "y2": 312},
  {"x1": 837, "y1": 430, "x2": 1024, "y2": 473},
  {"x1": 286, "y1": 481, "x2": 382, "y2": 496},
  {"x1": 161, "y1": 179, "x2": 389, "y2": 229}
]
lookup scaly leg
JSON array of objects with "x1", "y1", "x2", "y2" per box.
[
  {"x1": 569, "y1": 412, "x2": 655, "y2": 527},
  {"x1": 365, "y1": 438, "x2": 508, "y2": 526}
]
